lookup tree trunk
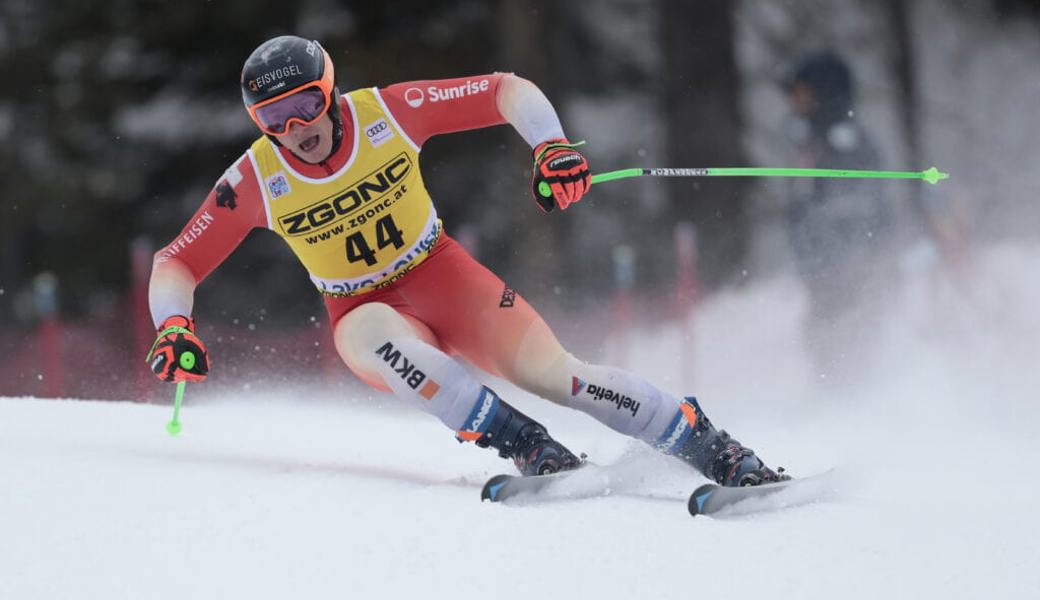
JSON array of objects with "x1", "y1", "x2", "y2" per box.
[
  {"x1": 495, "y1": 0, "x2": 561, "y2": 301},
  {"x1": 883, "y1": 0, "x2": 928, "y2": 224},
  {"x1": 661, "y1": 0, "x2": 749, "y2": 287}
]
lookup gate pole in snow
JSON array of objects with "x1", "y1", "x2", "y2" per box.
[
  {"x1": 34, "y1": 273, "x2": 64, "y2": 398},
  {"x1": 131, "y1": 238, "x2": 155, "y2": 402},
  {"x1": 611, "y1": 245, "x2": 635, "y2": 368},
  {"x1": 674, "y1": 223, "x2": 698, "y2": 389}
]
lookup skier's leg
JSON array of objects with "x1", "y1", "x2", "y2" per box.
[
  {"x1": 331, "y1": 301, "x2": 581, "y2": 475},
  {"x1": 508, "y1": 314, "x2": 785, "y2": 486},
  {"x1": 399, "y1": 237, "x2": 783, "y2": 486},
  {"x1": 516, "y1": 347, "x2": 786, "y2": 486}
]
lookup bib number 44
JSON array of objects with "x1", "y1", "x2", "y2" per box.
[{"x1": 345, "y1": 214, "x2": 405, "y2": 266}]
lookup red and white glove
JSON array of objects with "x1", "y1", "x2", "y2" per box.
[
  {"x1": 531, "y1": 138, "x2": 591, "y2": 212},
  {"x1": 145, "y1": 315, "x2": 210, "y2": 383}
]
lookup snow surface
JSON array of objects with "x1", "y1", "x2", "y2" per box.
[{"x1": 3, "y1": 243, "x2": 1039, "y2": 599}]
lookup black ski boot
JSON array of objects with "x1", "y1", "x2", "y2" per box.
[
  {"x1": 667, "y1": 397, "x2": 788, "y2": 487},
  {"x1": 462, "y1": 387, "x2": 583, "y2": 476}
]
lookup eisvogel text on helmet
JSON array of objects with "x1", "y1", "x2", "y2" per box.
[{"x1": 248, "y1": 64, "x2": 305, "y2": 93}]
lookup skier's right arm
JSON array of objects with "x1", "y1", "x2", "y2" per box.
[{"x1": 147, "y1": 154, "x2": 265, "y2": 382}]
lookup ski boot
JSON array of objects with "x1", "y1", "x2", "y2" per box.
[
  {"x1": 667, "y1": 397, "x2": 788, "y2": 487},
  {"x1": 461, "y1": 387, "x2": 583, "y2": 476}
]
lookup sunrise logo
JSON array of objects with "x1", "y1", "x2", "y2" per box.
[{"x1": 404, "y1": 87, "x2": 424, "y2": 108}]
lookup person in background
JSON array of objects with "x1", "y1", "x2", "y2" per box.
[{"x1": 782, "y1": 51, "x2": 894, "y2": 386}]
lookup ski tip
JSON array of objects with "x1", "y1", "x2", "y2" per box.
[
  {"x1": 481, "y1": 474, "x2": 513, "y2": 502},
  {"x1": 688, "y1": 483, "x2": 718, "y2": 517}
]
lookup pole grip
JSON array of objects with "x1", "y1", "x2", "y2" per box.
[{"x1": 533, "y1": 178, "x2": 556, "y2": 212}]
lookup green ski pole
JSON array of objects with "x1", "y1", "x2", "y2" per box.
[
  {"x1": 590, "y1": 166, "x2": 949, "y2": 186},
  {"x1": 165, "y1": 352, "x2": 195, "y2": 436},
  {"x1": 537, "y1": 166, "x2": 949, "y2": 203}
]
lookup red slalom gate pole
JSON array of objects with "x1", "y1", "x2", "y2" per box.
[
  {"x1": 674, "y1": 223, "x2": 698, "y2": 389},
  {"x1": 611, "y1": 245, "x2": 635, "y2": 368},
  {"x1": 131, "y1": 238, "x2": 155, "y2": 402},
  {"x1": 34, "y1": 273, "x2": 64, "y2": 398}
]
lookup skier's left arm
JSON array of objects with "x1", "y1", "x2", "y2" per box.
[{"x1": 380, "y1": 73, "x2": 591, "y2": 211}]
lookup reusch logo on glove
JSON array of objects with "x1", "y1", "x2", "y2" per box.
[{"x1": 548, "y1": 154, "x2": 583, "y2": 170}]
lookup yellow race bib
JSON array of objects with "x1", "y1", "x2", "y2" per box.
[{"x1": 247, "y1": 87, "x2": 441, "y2": 296}]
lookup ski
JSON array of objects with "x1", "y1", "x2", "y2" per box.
[
  {"x1": 481, "y1": 459, "x2": 687, "y2": 504},
  {"x1": 481, "y1": 469, "x2": 585, "y2": 502},
  {"x1": 687, "y1": 470, "x2": 835, "y2": 517},
  {"x1": 484, "y1": 464, "x2": 837, "y2": 512},
  {"x1": 481, "y1": 460, "x2": 652, "y2": 504}
]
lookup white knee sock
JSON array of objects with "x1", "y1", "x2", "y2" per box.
[
  {"x1": 520, "y1": 352, "x2": 691, "y2": 449},
  {"x1": 363, "y1": 336, "x2": 490, "y2": 433}
]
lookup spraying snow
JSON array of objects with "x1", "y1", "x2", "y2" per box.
[{"x1": 3, "y1": 242, "x2": 1037, "y2": 599}]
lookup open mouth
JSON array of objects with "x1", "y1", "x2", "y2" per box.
[{"x1": 298, "y1": 134, "x2": 320, "y2": 153}]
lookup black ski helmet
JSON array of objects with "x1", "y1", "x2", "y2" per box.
[
  {"x1": 782, "y1": 51, "x2": 855, "y2": 133},
  {"x1": 241, "y1": 35, "x2": 343, "y2": 150}
]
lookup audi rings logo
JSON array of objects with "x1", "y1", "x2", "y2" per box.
[
  {"x1": 366, "y1": 121, "x2": 388, "y2": 138},
  {"x1": 364, "y1": 118, "x2": 394, "y2": 147},
  {"x1": 404, "y1": 87, "x2": 424, "y2": 108}
]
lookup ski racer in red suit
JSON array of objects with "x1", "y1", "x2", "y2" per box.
[{"x1": 146, "y1": 35, "x2": 785, "y2": 486}]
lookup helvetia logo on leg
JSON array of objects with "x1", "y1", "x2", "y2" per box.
[{"x1": 571, "y1": 377, "x2": 641, "y2": 417}]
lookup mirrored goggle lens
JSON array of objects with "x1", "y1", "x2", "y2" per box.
[{"x1": 254, "y1": 88, "x2": 328, "y2": 134}]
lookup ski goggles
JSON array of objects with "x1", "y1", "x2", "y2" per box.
[{"x1": 246, "y1": 52, "x2": 335, "y2": 135}]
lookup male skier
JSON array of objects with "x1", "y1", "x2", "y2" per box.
[{"x1": 147, "y1": 36, "x2": 785, "y2": 486}]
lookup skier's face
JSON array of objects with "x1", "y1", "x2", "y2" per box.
[
  {"x1": 276, "y1": 112, "x2": 334, "y2": 164},
  {"x1": 787, "y1": 81, "x2": 816, "y2": 117}
]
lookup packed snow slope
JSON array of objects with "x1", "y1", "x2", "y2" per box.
[{"x1": 3, "y1": 243, "x2": 1038, "y2": 600}]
